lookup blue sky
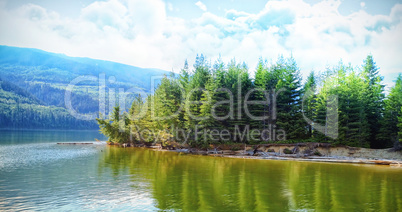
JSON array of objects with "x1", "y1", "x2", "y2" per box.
[{"x1": 0, "y1": 0, "x2": 401, "y2": 87}]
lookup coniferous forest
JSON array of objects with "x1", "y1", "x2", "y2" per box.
[
  {"x1": 0, "y1": 77, "x2": 99, "y2": 129},
  {"x1": 0, "y1": 45, "x2": 168, "y2": 129},
  {"x1": 97, "y1": 54, "x2": 402, "y2": 149}
]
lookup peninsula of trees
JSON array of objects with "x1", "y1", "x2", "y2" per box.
[{"x1": 97, "y1": 55, "x2": 402, "y2": 149}]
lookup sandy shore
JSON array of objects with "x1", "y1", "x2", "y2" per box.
[
  {"x1": 144, "y1": 143, "x2": 402, "y2": 166},
  {"x1": 219, "y1": 154, "x2": 402, "y2": 166}
]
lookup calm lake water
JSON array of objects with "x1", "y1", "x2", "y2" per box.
[{"x1": 0, "y1": 130, "x2": 401, "y2": 211}]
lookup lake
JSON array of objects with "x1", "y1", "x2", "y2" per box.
[{"x1": 0, "y1": 130, "x2": 401, "y2": 211}]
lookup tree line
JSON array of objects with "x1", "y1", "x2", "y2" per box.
[
  {"x1": 0, "y1": 103, "x2": 98, "y2": 129},
  {"x1": 97, "y1": 54, "x2": 402, "y2": 149}
]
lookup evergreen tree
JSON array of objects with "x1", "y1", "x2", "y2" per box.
[
  {"x1": 96, "y1": 105, "x2": 131, "y2": 144},
  {"x1": 398, "y1": 106, "x2": 402, "y2": 143},
  {"x1": 198, "y1": 77, "x2": 218, "y2": 145},
  {"x1": 177, "y1": 60, "x2": 191, "y2": 129},
  {"x1": 361, "y1": 55, "x2": 385, "y2": 148},
  {"x1": 313, "y1": 63, "x2": 369, "y2": 146},
  {"x1": 183, "y1": 54, "x2": 210, "y2": 143},
  {"x1": 302, "y1": 71, "x2": 317, "y2": 139},
  {"x1": 274, "y1": 56, "x2": 304, "y2": 141},
  {"x1": 179, "y1": 60, "x2": 190, "y2": 89},
  {"x1": 378, "y1": 74, "x2": 402, "y2": 147},
  {"x1": 94, "y1": 55, "x2": 401, "y2": 149},
  {"x1": 249, "y1": 58, "x2": 268, "y2": 131},
  {"x1": 341, "y1": 71, "x2": 369, "y2": 147},
  {"x1": 154, "y1": 74, "x2": 183, "y2": 129}
]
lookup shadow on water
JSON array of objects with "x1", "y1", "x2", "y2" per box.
[{"x1": 99, "y1": 147, "x2": 402, "y2": 212}]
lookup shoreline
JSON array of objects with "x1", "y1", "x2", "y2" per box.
[
  {"x1": 152, "y1": 148, "x2": 402, "y2": 166},
  {"x1": 113, "y1": 142, "x2": 402, "y2": 167},
  {"x1": 216, "y1": 154, "x2": 402, "y2": 166}
]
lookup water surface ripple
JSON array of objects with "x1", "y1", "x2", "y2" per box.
[{"x1": 0, "y1": 130, "x2": 401, "y2": 211}]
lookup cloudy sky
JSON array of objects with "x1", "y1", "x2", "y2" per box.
[{"x1": 0, "y1": 0, "x2": 401, "y2": 86}]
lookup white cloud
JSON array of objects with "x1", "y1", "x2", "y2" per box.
[
  {"x1": 81, "y1": 0, "x2": 129, "y2": 33},
  {"x1": 195, "y1": 1, "x2": 207, "y2": 12},
  {"x1": 360, "y1": 2, "x2": 365, "y2": 8},
  {"x1": 225, "y1": 9, "x2": 249, "y2": 20},
  {"x1": 0, "y1": 0, "x2": 401, "y2": 87},
  {"x1": 167, "y1": 2, "x2": 173, "y2": 12}
]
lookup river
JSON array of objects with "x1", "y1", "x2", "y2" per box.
[{"x1": 0, "y1": 130, "x2": 401, "y2": 211}]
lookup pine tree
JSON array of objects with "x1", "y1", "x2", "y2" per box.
[
  {"x1": 176, "y1": 60, "x2": 190, "y2": 130},
  {"x1": 250, "y1": 58, "x2": 268, "y2": 131},
  {"x1": 183, "y1": 54, "x2": 210, "y2": 144},
  {"x1": 302, "y1": 71, "x2": 317, "y2": 139},
  {"x1": 223, "y1": 60, "x2": 253, "y2": 143},
  {"x1": 96, "y1": 105, "x2": 131, "y2": 144},
  {"x1": 378, "y1": 74, "x2": 402, "y2": 147},
  {"x1": 129, "y1": 94, "x2": 145, "y2": 142},
  {"x1": 263, "y1": 57, "x2": 284, "y2": 141},
  {"x1": 198, "y1": 77, "x2": 218, "y2": 145},
  {"x1": 197, "y1": 58, "x2": 228, "y2": 144},
  {"x1": 94, "y1": 56, "x2": 401, "y2": 148},
  {"x1": 361, "y1": 55, "x2": 385, "y2": 148},
  {"x1": 398, "y1": 106, "x2": 402, "y2": 143},
  {"x1": 210, "y1": 60, "x2": 231, "y2": 137},
  {"x1": 274, "y1": 56, "x2": 304, "y2": 141},
  {"x1": 342, "y1": 71, "x2": 369, "y2": 147},
  {"x1": 179, "y1": 60, "x2": 190, "y2": 88},
  {"x1": 313, "y1": 63, "x2": 369, "y2": 146},
  {"x1": 313, "y1": 66, "x2": 340, "y2": 143},
  {"x1": 154, "y1": 75, "x2": 183, "y2": 128}
]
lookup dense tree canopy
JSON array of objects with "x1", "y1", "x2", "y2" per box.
[
  {"x1": 378, "y1": 74, "x2": 402, "y2": 148},
  {"x1": 98, "y1": 54, "x2": 401, "y2": 149}
]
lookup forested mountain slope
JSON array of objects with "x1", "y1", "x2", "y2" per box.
[
  {"x1": 0, "y1": 77, "x2": 97, "y2": 129},
  {"x1": 0, "y1": 45, "x2": 169, "y2": 129}
]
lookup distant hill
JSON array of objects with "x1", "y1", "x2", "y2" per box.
[
  {"x1": 0, "y1": 45, "x2": 168, "y2": 89},
  {"x1": 0, "y1": 45, "x2": 170, "y2": 129},
  {"x1": 0, "y1": 77, "x2": 98, "y2": 129}
]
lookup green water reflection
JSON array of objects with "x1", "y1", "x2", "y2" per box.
[{"x1": 100, "y1": 147, "x2": 402, "y2": 211}]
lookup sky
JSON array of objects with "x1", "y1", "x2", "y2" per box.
[{"x1": 0, "y1": 0, "x2": 401, "y2": 87}]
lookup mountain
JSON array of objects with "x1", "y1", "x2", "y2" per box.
[
  {"x1": 0, "y1": 77, "x2": 98, "y2": 129},
  {"x1": 0, "y1": 45, "x2": 168, "y2": 89},
  {"x1": 0, "y1": 45, "x2": 170, "y2": 129}
]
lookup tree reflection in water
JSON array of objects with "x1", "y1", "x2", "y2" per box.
[{"x1": 99, "y1": 147, "x2": 402, "y2": 211}]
